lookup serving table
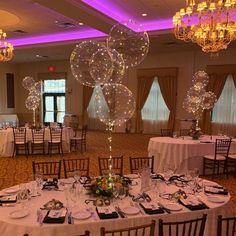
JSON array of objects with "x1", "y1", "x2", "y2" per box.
[
  {"x1": 0, "y1": 177, "x2": 232, "y2": 236},
  {"x1": 0, "y1": 127, "x2": 73, "y2": 157},
  {"x1": 148, "y1": 135, "x2": 236, "y2": 174}
]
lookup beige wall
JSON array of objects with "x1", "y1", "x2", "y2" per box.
[
  {"x1": 0, "y1": 63, "x2": 18, "y2": 114},
  {"x1": 1, "y1": 45, "x2": 236, "y2": 130}
]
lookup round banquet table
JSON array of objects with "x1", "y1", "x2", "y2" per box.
[
  {"x1": 0, "y1": 178, "x2": 233, "y2": 236},
  {"x1": 0, "y1": 127, "x2": 73, "y2": 157},
  {"x1": 148, "y1": 135, "x2": 236, "y2": 174}
]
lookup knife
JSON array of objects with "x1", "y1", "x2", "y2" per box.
[
  {"x1": 115, "y1": 206, "x2": 126, "y2": 218},
  {"x1": 158, "y1": 203, "x2": 171, "y2": 214}
]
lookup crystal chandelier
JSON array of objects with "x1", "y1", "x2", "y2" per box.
[
  {"x1": 0, "y1": 29, "x2": 13, "y2": 61},
  {"x1": 173, "y1": 0, "x2": 236, "y2": 55}
]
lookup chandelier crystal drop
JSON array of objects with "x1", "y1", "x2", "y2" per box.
[
  {"x1": 0, "y1": 29, "x2": 13, "y2": 61},
  {"x1": 173, "y1": 0, "x2": 236, "y2": 54}
]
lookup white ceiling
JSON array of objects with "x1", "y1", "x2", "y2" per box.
[{"x1": 1, "y1": 0, "x2": 235, "y2": 63}]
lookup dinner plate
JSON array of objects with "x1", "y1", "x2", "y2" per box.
[
  {"x1": 4, "y1": 187, "x2": 19, "y2": 194},
  {"x1": 60, "y1": 178, "x2": 74, "y2": 184},
  {"x1": 124, "y1": 174, "x2": 139, "y2": 179},
  {"x1": 207, "y1": 196, "x2": 225, "y2": 203},
  {"x1": 122, "y1": 206, "x2": 140, "y2": 215},
  {"x1": 163, "y1": 203, "x2": 182, "y2": 211},
  {"x1": 72, "y1": 211, "x2": 91, "y2": 220},
  {"x1": 9, "y1": 209, "x2": 30, "y2": 219}
]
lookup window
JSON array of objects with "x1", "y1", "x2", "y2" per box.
[
  {"x1": 43, "y1": 80, "x2": 65, "y2": 124},
  {"x1": 212, "y1": 75, "x2": 236, "y2": 124},
  {"x1": 141, "y1": 78, "x2": 169, "y2": 133}
]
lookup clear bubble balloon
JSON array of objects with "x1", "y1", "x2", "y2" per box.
[
  {"x1": 192, "y1": 82, "x2": 206, "y2": 92},
  {"x1": 187, "y1": 87, "x2": 204, "y2": 104},
  {"x1": 95, "y1": 83, "x2": 135, "y2": 126},
  {"x1": 108, "y1": 49, "x2": 125, "y2": 84},
  {"x1": 89, "y1": 47, "x2": 114, "y2": 84},
  {"x1": 192, "y1": 71, "x2": 209, "y2": 86},
  {"x1": 33, "y1": 81, "x2": 42, "y2": 95},
  {"x1": 29, "y1": 89, "x2": 41, "y2": 99},
  {"x1": 107, "y1": 20, "x2": 149, "y2": 68},
  {"x1": 25, "y1": 95, "x2": 40, "y2": 110},
  {"x1": 70, "y1": 41, "x2": 104, "y2": 87},
  {"x1": 202, "y1": 91, "x2": 217, "y2": 110},
  {"x1": 22, "y1": 76, "x2": 35, "y2": 91}
]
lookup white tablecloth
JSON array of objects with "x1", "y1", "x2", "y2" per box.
[
  {"x1": 0, "y1": 127, "x2": 73, "y2": 157},
  {"x1": 0, "y1": 178, "x2": 232, "y2": 236},
  {"x1": 148, "y1": 135, "x2": 236, "y2": 174}
]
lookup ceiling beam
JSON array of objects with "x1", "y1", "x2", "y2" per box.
[{"x1": 33, "y1": 0, "x2": 116, "y2": 34}]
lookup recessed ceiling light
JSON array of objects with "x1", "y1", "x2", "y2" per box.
[
  {"x1": 142, "y1": 13, "x2": 147, "y2": 17},
  {"x1": 36, "y1": 54, "x2": 49, "y2": 58},
  {"x1": 79, "y1": 22, "x2": 84, "y2": 26}
]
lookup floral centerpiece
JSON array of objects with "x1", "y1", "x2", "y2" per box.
[
  {"x1": 189, "y1": 120, "x2": 203, "y2": 140},
  {"x1": 87, "y1": 175, "x2": 127, "y2": 198}
]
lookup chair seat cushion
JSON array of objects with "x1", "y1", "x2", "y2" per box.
[
  {"x1": 33, "y1": 141, "x2": 44, "y2": 144},
  {"x1": 204, "y1": 154, "x2": 226, "y2": 160},
  {"x1": 16, "y1": 141, "x2": 26, "y2": 145},
  {"x1": 228, "y1": 154, "x2": 236, "y2": 159},
  {"x1": 71, "y1": 137, "x2": 82, "y2": 141},
  {"x1": 49, "y1": 141, "x2": 61, "y2": 144}
]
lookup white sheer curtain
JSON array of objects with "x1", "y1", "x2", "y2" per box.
[
  {"x1": 141, "y1": 78, "x2": 170, "y2": 134},
  {"x1": 87, "y1": 88, "x2": 106, "y2": 130},
  {"x1": 212, "y1": 74, "x2": 236, "y2": 136}
]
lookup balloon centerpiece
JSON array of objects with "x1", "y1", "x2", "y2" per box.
[
  {"x1": 70, "y1": 20, "x2": 149, "y2": 176},
  {"x1": 183, "y1": 71, "x2": 217, "y2": 139},
  {"x1": 22, "y1": 77, "x2": 42, "y2": 127}
]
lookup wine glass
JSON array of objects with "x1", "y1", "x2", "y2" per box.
[
  {"x1": 18, "y1": 184, "x2": 29, "y2": 208},
  {"x1": 118, "y1": 186, "x2": 127, "y2": 201},
  {"x1": 73, "y1": 170, "x2": 81, "y2": 183},
  {"x1": 35, "y1": 171, "x2": 43, "y2": 194},
  {"x1": 69, "y1": 186, "x2": 77, "y2": 207}
]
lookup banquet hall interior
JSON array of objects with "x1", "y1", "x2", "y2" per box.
[{"x1": 1, "y1": 0, "x2": 236, "y2": 235}]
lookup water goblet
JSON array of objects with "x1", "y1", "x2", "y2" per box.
[
  {"x1": 35, "y1": 171, "x2": 43, "y2": 194},
  {"x1": 18, "y1": 184, "x2": 29, "y2": 208},
  {"x1": 73, "y1": 170, "x2": 81, "y2": 183},
  {"x1": 69, "y1": 185, "x2": 77, "y2": 207}
]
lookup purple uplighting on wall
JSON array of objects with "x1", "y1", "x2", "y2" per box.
[
  {"x1": 81, "y1": 0, "x2": 173, "y2": 31},
  {"x1": 8, "y1": 29, "x2": 107, "y2": 47}
]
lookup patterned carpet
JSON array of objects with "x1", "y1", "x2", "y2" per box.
[{"x1": 0, "y1": 131, "x2": 236, "y2": 213}]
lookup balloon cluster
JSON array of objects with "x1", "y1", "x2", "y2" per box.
[
  {"x1": 70, "y1": 20, "x2": 149, "y2": 126},
  {"x1": 183, "y1": 71, "x2": 217, "y2": 119},
  {"x1": 22, "y1": 76, "x2": 42, "y2": 111}
]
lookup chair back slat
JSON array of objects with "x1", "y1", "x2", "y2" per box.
[
  {"x1": 100, "y1": 220, "x2": 155, "y2": 236},
  {"x1": 32, "y1": 128, "x2": 45, "y2": 143},
  {"x1": 129, "y1": 156, "x2": 154, "y2": 174},
  {"x1": 217, "y1": 215, "x2": 236, "y2": 236},
  {"x1": 63, "y1": 158, "x2": 90, "y2": 178},
  {"x1": 159, "y1": 214, "x2": 207, "y2": 236},
  {"x1": 50, "y1": 128, "x2": 62, "y2": 142},
  {"x1": 32, "y1": 161, "x2": 61, "y2": 179},
  {"x1": 215, "y1": 139, "x2": 231, "y2": 157},
  {"x1": 98, "y1": 156, "x2": 123, "y2": 176},
  {"x1": 13, "y1": 127, "x2": 27, "y2": 143}
]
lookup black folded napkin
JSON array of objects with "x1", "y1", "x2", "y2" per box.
[
  {"x1": 179, "y1": 199, "x2": 209, "y2": 211},
  {"x1": 151, "y1": 174, "x2": 165, "y2": 181},
  {"x1": 204, "y1": 186, "x2": 228, "y2": 195},
  {"x1": 139, "y1": 203, "x2": 165, "y2": 215},
  {"x1": 168, "y1": 175, "x2": 185, "y2": 182},
  {"x1": 0, "y1": 195, "x2": 17, "y2": 204},
  {"x1": 43, "y1": 208, "x2": 67, "y2": 224},
  {"x1": 200, "y1": 141, "x2": 214, "y2": 143},
  {"x1": 96, "y1": 207, "x2": 119, "y2": 219},
  {"x1": 79, "y1": 176, "x2": 91, "y2": 185},
  {"x1": 42, "y1": 179, "x2": 59, "y2": 190}
]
